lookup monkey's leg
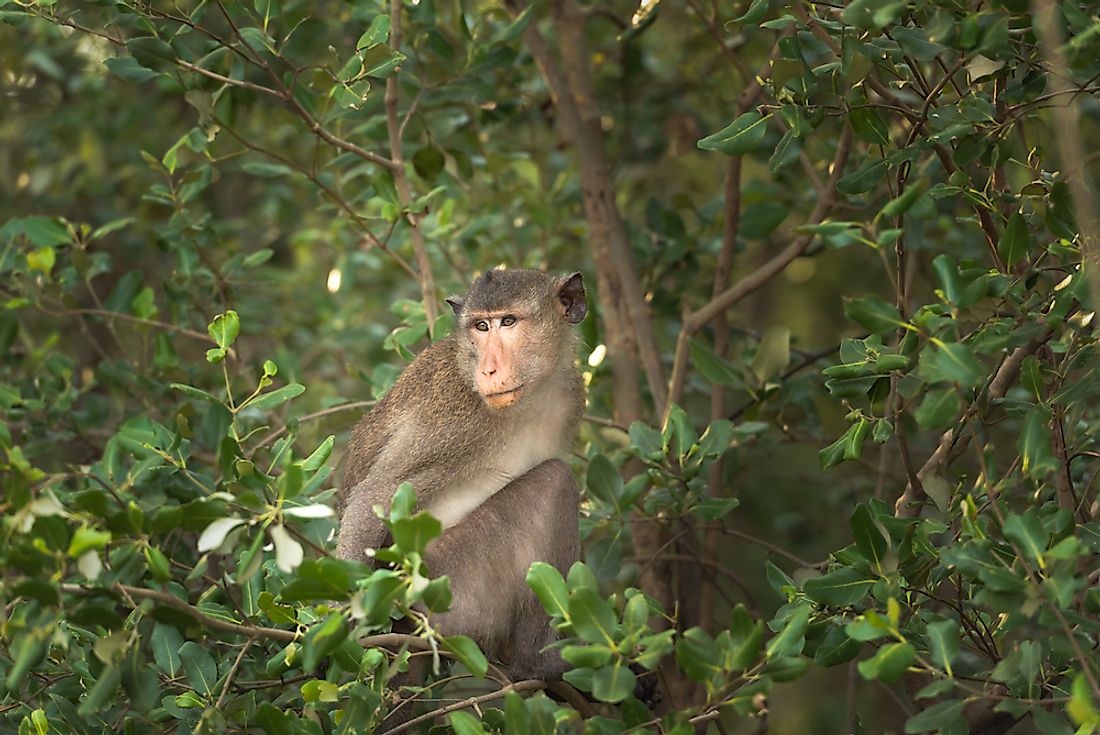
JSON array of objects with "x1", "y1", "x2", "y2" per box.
[{"x1": 425, "y1": 459, "x2": 579, "y2": 681}]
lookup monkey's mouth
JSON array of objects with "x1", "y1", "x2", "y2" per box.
[{"x1": 484, "y1": 384, "x2": 524, "y2": 409}]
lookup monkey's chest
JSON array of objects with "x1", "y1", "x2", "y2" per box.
[{"x1": 422, "y1": 412, "x2": 570, "y2": 529}]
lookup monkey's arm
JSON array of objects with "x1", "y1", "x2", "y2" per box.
[{"x1": 337, "y1": 452, "x2": 453, "y2": 562}]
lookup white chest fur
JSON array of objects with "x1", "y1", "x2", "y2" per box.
[{"x1": 423, "y1": 396, "x2": 573, "y2": 528}]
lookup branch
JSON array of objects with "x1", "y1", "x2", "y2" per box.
[
  {"x1": 384, "y1": 680, "x2": 547, "y2": 735},
  {"x1": 791, "y1": 1, "x2": 1005, "y2": 267},
  {"x1": 385, "y1": 0, "x2": 439, "y2": 331},
  {"x1": 508, "y1": 0, "x2": 667, "y2": 418},
  {"x1": 1032, "y1": 0, "x2": 1100, "y2": 301},
  {"x1": 894, "y1": 324, "x2": 1058, "y2": 516},
  {"x1": 664, "y1": 124, "x2": 854, "y2": 415},
  {"x1": 61, "y1": 583, "x2": 297, "y2": 643},
  {"x1": 254, "y1": 400, "x2": 377, "y2": 449}
]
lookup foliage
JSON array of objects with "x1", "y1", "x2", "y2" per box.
[{"x1": 2, "y1": 0, "x2": 1100, "y2": 733}]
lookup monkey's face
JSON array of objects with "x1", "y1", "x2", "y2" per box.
[
  {"x1": 448, "y1": 269, "x2": 587, "y2": 411},
  {"x1": 467, "y1": 313, "x2": 533, "y2": 410}
]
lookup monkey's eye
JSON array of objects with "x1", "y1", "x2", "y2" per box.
[
  {"x1": 501, "y1": 315, "x2": 517, "y2": 327},
  {"x1": 474, "y1": 320, "x2": 489, "y2": 332}
]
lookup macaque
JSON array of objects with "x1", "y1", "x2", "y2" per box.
[{"x1": 336, "y1": 268, "x2": 587, "y2": 680}]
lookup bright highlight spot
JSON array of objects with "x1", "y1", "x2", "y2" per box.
[
  {"x1": 327, "y1": 268, "x2": 342, "y2": 293},
  {"x1": 588, "y1": 343, "x2": 607, "y2": 368}
]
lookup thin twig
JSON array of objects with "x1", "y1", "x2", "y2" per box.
[
  {"x1": 384, "y1": 680, "x2": 547, "y2": 735},
  {"x1": 255, "y1": 400, "x2": 377, "y2": 448},
  {"x1": 385, "y1": 0, "x2": 439, "y2": 331},
  {"x1": 60, "y1": 583, "x2": 298, "y2": 642},
  {"x1": 665, "y1": 124, "x2": 854, "y2": 415},
  {"x1": 215, "y1": 637, "x2": 255, "y2": 709}
]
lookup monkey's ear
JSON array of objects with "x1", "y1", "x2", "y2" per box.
[
  {"x1": 557, "y1": 272, "x2": 587, "y2": 324},
  {"x1": 446, "y1": 296, "x2": 465, "y2": 316}
]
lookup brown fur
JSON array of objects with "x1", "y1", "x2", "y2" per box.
[{"x1": 336, "y1": 268, "x2": 586, "y2": 682}]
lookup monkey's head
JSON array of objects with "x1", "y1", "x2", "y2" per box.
[{"x1": 447, "y1": 269, "x2": 586, "y2": 410}]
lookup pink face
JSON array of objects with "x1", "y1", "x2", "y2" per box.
[{"x1": 468, "y1": 313, "x2": 527, "y2": 409}]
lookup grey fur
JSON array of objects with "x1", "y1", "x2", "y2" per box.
[{"x1": 336, "y1": 268, "x2": 586, "y2": 680}]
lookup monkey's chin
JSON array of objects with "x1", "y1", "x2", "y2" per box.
[{"x1": 483, "y1": 385, "x2": 524, "y2": 410}]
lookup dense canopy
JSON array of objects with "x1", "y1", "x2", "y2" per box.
[{"x1": 2, "y1": 1, "x2": 1100, "y2": 733}]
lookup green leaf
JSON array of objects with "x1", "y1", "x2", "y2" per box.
[
  {"x1": 256, "y1": 703, "x2": 296, "y2": 735},
  {"x1": 1002, "y1": 511, "x2": 1049, "y2": 568},
  {"x1": 697, "y1": 112, "x2": 769, "y2": 155},
  {"x1": 921, "y1": 340, "x2": 982, "y2": 389},
  {"x1": 302, "y1": 613, "x2": 349, "y2": 673},
  {"x1": 857, "y1": 642, "x2": 915, "y2": 682},
  {"x1": 242, "y1": 162, "x2": 300, "y2": 178},
  {"x1": 850, "y1": 504, "x2": 888, "y2": 572},
  {"x1": 627, "y1": 421, "x2": 664, "y2": 459},
  {"x1": 586, "y1": 454, "x2": 623, "y2": 509},
  {"x1": 527, "y1": 562, "x2": 569, "y2": 618},
  {"x1": 1068, "y1": 671, "x2": 1100, "y2": 728},
  {"x1": 144, "y1": 546, "x2": 171, "y2": 582},
  {"x1": 932, "y1": 254, "x2": 968, "y2": 303},
  {"x1": 356, "y1": 15, "x2": 391, "y2": 48},
  {"x1": 849, "y1": 108, "x2": 890, "y2": 145},
  {"x1": 842, "y1": 0, "x2": 905, "y2": 30},
  {"x1": 766, "y1": 603, "x2": 810, "y2": 658},
  {"x1": 301, "y1": 435, "x2": 335, "y2": 472},
  {"x1": 904, "y1": 700, "x2": 966, "y2": 733},
  {"x1": 170, "y1": 383, "x2": 222, "y2": 405},
  {"x1": 450, "y1": 711, "x2": 488, "y2": 735},
  {"x1": 389, "y1": 512, "x2": 442, "y2": 554},
  {"x1": 734, "y1": 0, "x2": 771, "y2": 25},
  {"x1": 442, "y1": 635, "x2": 489, "y2": 677},
  {"x1": 838, "y1": 157, "x2": 890, "y2": 195},
  {"x1": 892, "y1": 27, "x2": 948, "y2": 60},
  {"x1": 68, "y1": 527, "x2": 111, "y2": 557},
  {"x1": 22, "y1": 216, "x2": 70, "y2": 247},
  {"x1": 803, "y1": 567, "x2": 875, "y2": 606},
  {"x1": 998, "y1": 212, "x2": 1030, "y2": 266},
  {"x1": 26, "y1": 247, "x2": 56, "y2": 274},
  {"x1": 76, "y1": 663, "x2": 121, "y2": 717},
  {"x1": 179, "y1": 641, "x2": 218, "y2": 697},
  {"x1": 925, "y1": 619, "x2": 959, "y2": 676},
  {"x1": 1018, "y1": 407, "x2": 1058, "y2": 478},
  {"x1": 569, "y1": 588, "x2": 618, "y2": 645},
  {"x1": 676, "y1": 627, "x2": 721, "y2": 682},
  {"x1": 562, "y1": 644, "x2": 614, "y2": 668},
  {"x1": 104, "y1": 57, "x2": 160, "y2": 82},
  {"x1": 768, "y1": 129, "x2": 802, "y2": 175},
  {"x1": 844, "y1": 294, "x2": 904, "y2": 335},
  {"x1": 6, "y1": 626, "x2": 51, "y2": 691},
  {"x1": 591, "y1": 661, "x2": 636, "y2": 703},
  {"x1": 491, "y1": 5, "x2": 535, "y2": 45},
  {"x1": 127, "y1": 37, "x2": 176, "y2": 72},
  {"x1": 151, "y1": 624, "x2": 183, "y2": 676},
  {"x1": 412, "y1": 145, "x2": 445, "y2": 181},
  {"x1": 245, "y1": 383, "x2": 305, "y2": 411},
  {"x1": 504, "y1": 691, "x2": 530, "y2": 735},
  {"x1": 879, "y1": 182, "x2": 925, "y2": 219},
  {"x1": 814, "y1": 626, "x2": 862, "y2": 667},
  {"x1": 819, "y1": 420, "x2": 871, "y2": 469},
  {"x1": 130, "y1": 286, "x2": 157, "y2": 319},
  {"x1": 750, "y1": 325, "x2": 790, "y2": 384},
  {"x1": 279, "y1": 558, "x2": 352, "y2": 602},
  {"x1": 207, "y1": 310, "x2": 240, "y2": 350},
  {"x1": 914, "y1": 387, "x2": 961, "y2": 430},
  {"x1": 360, "y1": 44, "x2": 405, "y2": 78},
  {"x1": 689, "y1": 338, "x2": 744, "y2": 388}
]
